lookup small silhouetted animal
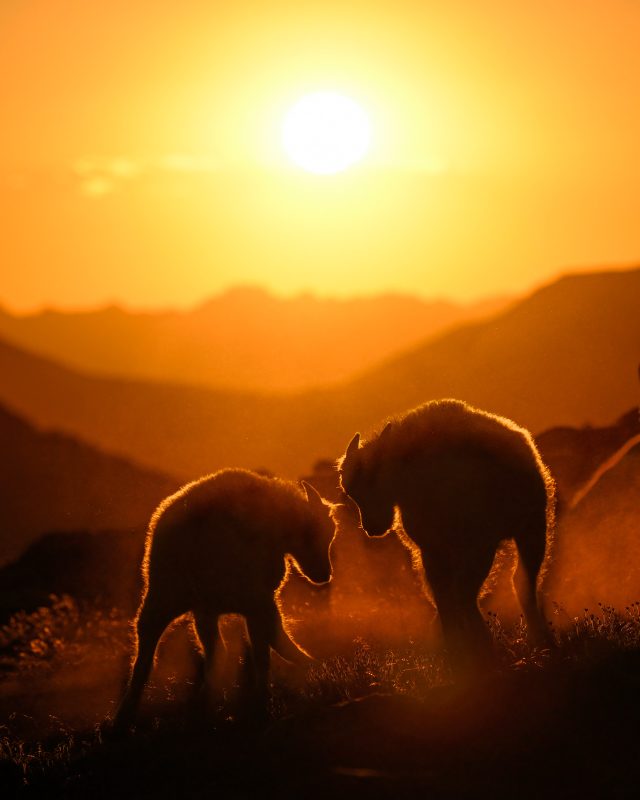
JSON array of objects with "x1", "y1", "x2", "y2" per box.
[
  {"x1": 338, "y1": 399, "x2": 555, "y2": 668},
  {"x1": 111, "y1": 468, "x2": 336, "y2": 733}
]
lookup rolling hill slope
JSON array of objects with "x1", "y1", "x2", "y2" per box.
[
  {"x1": 0, "y1": 404, "x2": 178, "y2": 565},
  {"x1": 536, "y1": 408, "x2": 639, "y2": 506},
  {"x1": 0, "y1": 267, "x2": 637, "y2": 481},
  {"x1": 549, "y1": 437, "x2": 640, "y2": 613}
]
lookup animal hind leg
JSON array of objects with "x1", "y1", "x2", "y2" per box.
[
  {"x1": 514, "y1": 509, "x2": 554, "y2": 647},
  {"x1": 110, "y1": 596, "x2": 176, "y2": 735},
  {"x1": 192, "y1": 608, "x2": 224, "y2": 714}
]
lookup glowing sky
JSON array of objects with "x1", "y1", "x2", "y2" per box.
[{"x1": 1, "y1": 0, "x2": 639, "y2": 309}]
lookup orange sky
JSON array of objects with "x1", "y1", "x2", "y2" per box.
[{"x1": 1, "y1": 0, "x2": 639, "y2": 310}]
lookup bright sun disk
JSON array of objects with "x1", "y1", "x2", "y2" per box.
[{"x1": 282, "y1": 92, "x2": 371, "y2": 175}]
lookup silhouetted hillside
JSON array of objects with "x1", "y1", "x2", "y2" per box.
[
  {"x1": 0, "y1": 338, "x2": 282, "y2": 480},
  {"x1": 536, "y1": 408, "x2": 639, "y2": 507},
  {"x1": 0, "y1": 404, "x2": 178, "y2": 565},
  {"x1": 0, "y1": 288, "x2": 509, "y2": 392},
  {"x1": 0, "y1": 267, "x2": 637, "y2": 480},
  {"x1": 536, "y1": 406, "x2": 640, "y2": 503},
  {"x1": 0, "y1": 529, "x2": 145, "y2": 621},
  {"x1": 549, "y1": 437, "x2": 640, "y2": 614}
]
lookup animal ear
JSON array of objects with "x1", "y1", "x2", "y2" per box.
[
  {"x1": 345, "y1": 432, "x2": 361, "y2": 459},
  {"x1": 301, "y1": 480, "x2": 325, "y2": 507},
  {"x1": 379, "y1": 421, "x2": 393, "y2": 441}
]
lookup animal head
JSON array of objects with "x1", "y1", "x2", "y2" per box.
[
  {"x1": 338, "y1": 427, "x2": 395, "y2": 536},
  {"x1": 295, "y1": 480, "x2": 336, "y2": 584}
]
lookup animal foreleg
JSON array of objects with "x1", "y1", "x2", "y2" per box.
[
  {"x1": 243, "y1": 606, "x2": 279, "y2": 718},
  {"x1": 110, "y1": 598, "x2": 174, "y2": 735},
  {"x1": 423, "y1": 544, "x2": 494, "y2": 676}
]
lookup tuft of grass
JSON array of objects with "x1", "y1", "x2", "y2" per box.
[
  {"x1": 545, "y1": 600, "x2": 640, "y2": 667},
  {"x1": 300, "y1": 639, "x2": 449, "y2": 704}
]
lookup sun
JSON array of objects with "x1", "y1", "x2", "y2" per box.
[{"x1": 282, "y1": 92, "x2": 372, "y2": 175}]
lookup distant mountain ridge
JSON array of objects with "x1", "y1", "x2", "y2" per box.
[
  {"x1": 0, "y1": 266, "x2": 637, "y2": 481},
  {"x1": 0, "y1": 287, "x2": 510, "y2": 393}
]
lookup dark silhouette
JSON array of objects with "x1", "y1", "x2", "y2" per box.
[
  {"x1": 0, "y1": 528, "x2": 145, "y2": 623},
  {"x1": 338, "y1": 399, "x2": 555, "y2": 668},
  {"x1": 111, "y1": 469, "x2": 337, "y2": 733}
]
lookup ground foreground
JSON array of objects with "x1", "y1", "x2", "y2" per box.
[{"x1": 2, "y1": 598, "x2": 640, "y2": 798}]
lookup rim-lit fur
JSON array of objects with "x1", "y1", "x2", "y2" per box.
[
  {"x1": 111, "y1": 468, "x2": 336, "y2": 732},
  {"x1": 338, "y1": 399, "x2": 556, "y2": 668}
]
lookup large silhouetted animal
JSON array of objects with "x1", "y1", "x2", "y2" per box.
[
  {"x1": 111, "y1": 468, "x2": 336, "y2": 733},
  {"x1": 338, "y1": 399, "x2": 555, "y2": 668}
]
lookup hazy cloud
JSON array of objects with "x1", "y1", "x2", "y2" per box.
[
  {"x1": 72, "y1": 154, "x2": 221, "y2": 197},
  {"x1": 73, "y1": 156, "x2": 142, "y2": 198},
  {"x1": 78, "y1": 176, "x2": 115, "y2": 197},
  {"x1": 73, "y1": 156, "x2": 142, "y2": 179}
]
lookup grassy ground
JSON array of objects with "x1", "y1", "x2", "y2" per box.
[{"x1": 2, "y1": 597, "x2": 640, "y2": 798}]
